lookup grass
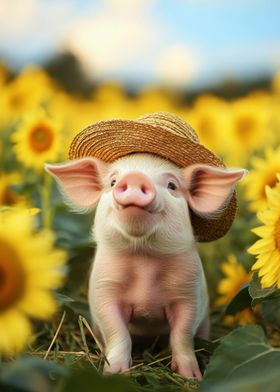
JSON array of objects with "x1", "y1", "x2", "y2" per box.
[{"x1": 21, "y1": 306, "x2": 215, "y2": 390}]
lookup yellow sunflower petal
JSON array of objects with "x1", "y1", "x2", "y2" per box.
[
  {"x1": 19, "y1": 289, "x2": 58, "y2": 319},
  {"x1": 265, "y1": 186, "x2": 280, "y2": 207},
  {"x1": 252, "y1": 255, "x2": 269, "y2": 270},
  {"x1": 243, "y1": 145, "x2": 280, "y2": 212},
  {"x1": 220, "y1": 262, "x2": 237, "y2": 277},
  {"x1": 217, "y1": 279, "x2": 234, "y2": 294},
  {"x1": 260, "y1": 274, "x2": 277, "y2": 288},
  {"x1": 27, "y1": 270, "x2": 64, "y2": 289},
  {"x1": 248, "y1": 238, "x2": 274, "y2": 254},
  {"x1": 0, "y1": 309, "x2": 32, "y2": 354},
  {"x1": 257, "y1": 209, "x2": 278, "y2": 225},
  {"x1": 251, "y1": 225, "x2": 274, "y2": 238},
  {"x1": 257, "y1": 254, "x2": 280, "y2": 276}
]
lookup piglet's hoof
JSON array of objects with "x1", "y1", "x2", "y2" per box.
[
  {"x1": 171, "y1": 355, "x2": 202, "y2": 380},
  {"x1": 103, "y1": 358, "x2": 132, "y2": 374}
]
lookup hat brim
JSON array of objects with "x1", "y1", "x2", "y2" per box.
[{"x1": 69, "y1": 119, "x2": 237, "y2": 242}]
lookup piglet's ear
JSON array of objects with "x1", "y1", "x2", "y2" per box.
[
  {"x1": 183, "y1": 164, "x2": 247, "y2": 217},
  {"x1": 45, "y1": 158, "x2": 108, "y2": 210}
]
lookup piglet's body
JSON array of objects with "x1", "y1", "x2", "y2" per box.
[{"x1": 46, "y1": 153, "x2": 246, "y2": 379}]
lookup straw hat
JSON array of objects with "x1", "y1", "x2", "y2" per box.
[{"x1": 69, "y1": 112, "x2": 237, "y2": 242}]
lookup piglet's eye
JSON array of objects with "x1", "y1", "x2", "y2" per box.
[
  {"x1": 111, "y1": 179, "x2": 116, "y2": 187},
  {"x1": 167, "y1": 181, "x2": 177, "y2": 190}
]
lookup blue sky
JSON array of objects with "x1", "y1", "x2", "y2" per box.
[{"x1": 0, "y1": 0, "x2": 279, "y2": 88}]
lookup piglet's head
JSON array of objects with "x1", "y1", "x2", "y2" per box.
[{"x1": 46, "y1": 154, "x2": 246, "y2": 253}]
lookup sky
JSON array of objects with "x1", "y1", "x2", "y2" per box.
[{"x1": 0, "y1": 0, "x2": 279, "y2": 89}]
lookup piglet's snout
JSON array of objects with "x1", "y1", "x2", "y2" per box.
[{"x1": 113, "y1": 172, "x2": 156, "y2": 208}]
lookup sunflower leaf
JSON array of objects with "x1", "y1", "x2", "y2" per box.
[
  {"x1": 58, "y1": 367, "x2": 141, "y2": 392},
  {"x1": 194, "y1": 337, "x2": 219, "y2": 353},
  {"x1": 54, "y1": 292, "x2": 75, "y2": 305},
  {"x1": 0, "y1": 357, "x2": 65, "y2": 392},
  {"x1": 224, "y1": 284, "x2": 251, "y2": 315},
  {"x1": 249, "y1": 272, "x2": 280, "y2": 305},
  {"x1": 200, "y1": 325, "x2": 280, "y2": 392},
  {"x1": 261, "y1": 298, "x2": 280, "y2": 325},
  {"x1": 201, "y1": 368, "x2": 280, "y2": 392}
]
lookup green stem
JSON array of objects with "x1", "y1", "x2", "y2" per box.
[{"x1": 41, "y1": 171, "x2": 53, "y2": 229}]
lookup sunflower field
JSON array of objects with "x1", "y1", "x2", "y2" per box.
[{"x1": 1, "y1": 63, "x2": 280, "y2": 392}]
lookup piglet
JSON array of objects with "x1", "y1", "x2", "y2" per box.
[{"x1": 46, "y1": 153, "x2": 245, "y2": 379}]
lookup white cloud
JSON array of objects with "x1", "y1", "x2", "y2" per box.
[
  {"x1": 62, "y1": 0, "x2": 162, "y2": 80},
  {"x1": 155, "y1": 44, "x2": 198, "y2": 87},
  {"x1": 0, "y1": 0, "x2": 278, "y2": 87},
  {"x1": 0, "y1": 0, "x2": 79, "y2": 63},
  {"x1": 103, "y1": 0, "x2": 154, "y2": 10},
  {"x1": 0, "y1": 0, "x2": 200, "y2": 87},
  {"x1": 0, "y1": 0, "x2": 36, "y2": 34}
]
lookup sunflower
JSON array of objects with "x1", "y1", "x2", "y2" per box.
[
  {"x1": 226, "y1": 97, "x2": 270, "y2": 165},
  {"x1": 12, "y1": 109, "x2": 63, "y2": 171},
  {"x1": 135, "y1": 87, "x2": 175, "y2": 115},
  {"x1": 0, "y1": 209, "x2": 66, "y2": 354},
  {"x1": 248, "y1": 180, "x2": 280, "y2": 288},
  {"x1": 0, "y1": 172, "x2": 25, "y2": 207},
  {"x1": 215, "y1": 254, "x2": 255, "y2": 325},
  {"x1": 186, "y1": 95, "x2": 230, "y2": 156},
  {"x1": 0, "y1": 66, "x2": 55, "y2": 126},
  {"x1": 215, "y1": 254, "x2": 251, "y2": 306},
  {"x1": 243, "y1": 147, "x2": 280, "y2": 212}
]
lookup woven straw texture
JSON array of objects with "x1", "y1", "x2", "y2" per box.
[{"x1": 69, "y1": 112, "x2": 237, "y2": 242}]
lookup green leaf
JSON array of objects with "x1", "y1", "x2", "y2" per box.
[
  {"x1": 54, "y1": 292, "x2": 91, "y2": 320},
  {"x1": 201, "y1": 325, "x2": 280, "y2": 391},
  {"x1": 201, "y1": 368, "x2": 280, "y2": 392},
  {"x1": 57, "y1": 367, "x2": 141, "y2": 392},
  {"x1": 54, "y1": 292, "x2": 75, "y2": 305},
  {"x1": 194, "y1": 337, "x2": 218, "y2": 354},
  {"x1": 261, "y1": 298, "x2": 280, "y2": 325},
  {"x1": 224, "y1": 284, "x2": 251, "y2": 315},
  {"x1": 0, "y1": 357, "x2": 66, "y2": 392},
  {"x1": 249, "y1": 273, "x2": 280, "y2": 306}
]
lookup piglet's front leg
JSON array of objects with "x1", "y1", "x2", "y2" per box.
[
  {"x1": 167, "y1": 301, "x2": 202, "y2": 380},
  {"x1": 93, "y1": 300, "x2": 132, "y2": 373}
]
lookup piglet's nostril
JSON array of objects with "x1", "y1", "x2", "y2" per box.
[
  {"x1": 118, "y1": 184, "x2": 127, "y2": 193},
  {"x1": 141, "y1": 185, "x2": 148, "y2": 194}
]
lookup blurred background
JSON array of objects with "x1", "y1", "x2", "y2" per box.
[
  {"x1": 1, "y1": 0, "x2": 280, "y2": 92},
  {"x1": 1, "y1": 0, "x2": 279, "y2": 164}
]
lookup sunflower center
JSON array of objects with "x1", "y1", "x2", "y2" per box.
[
  {"x1": 235, "y1": 116, "x2": 256, "y2": 142},
  {"x1": 1, "y1": 186, "x2": 19, "y2": 206},
  {"x1": 9, "y1": 93, "x2": 24, "y2": 109},
  {"x1": 275, "y1": 217, "x2": 280, "y2": 251},
  {"x1": 0, "y1": 240, "x2": 25, "y2": 312},
  {"x1": 29, "y1": 123, "x2": 54, "y2": 153}
]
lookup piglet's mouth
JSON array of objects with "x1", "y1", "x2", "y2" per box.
[{"x1": 115, "y1": 204, "x2": 159, "y2": 215}]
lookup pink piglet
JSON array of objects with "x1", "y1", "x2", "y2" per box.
[{"x1": 46, "y1": 148, "x2": 246, "y2": 379}]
